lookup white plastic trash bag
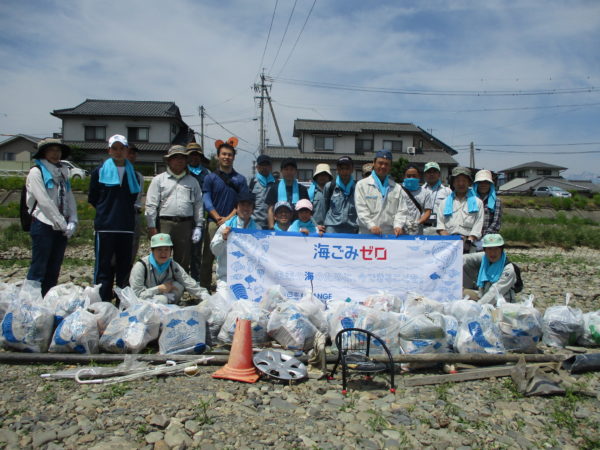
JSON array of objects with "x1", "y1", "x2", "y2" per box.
[
  {"x1": 159, "y1": 307, "x2": 207, "y2": 355},
  {"x1": 429, "y1": 312, "x2": 459, "y2": 351},
  {"x1": 578, "y1": 311, "x2": 600, "y2": 347},
  {"x1": 495, "y1": 295, "x2": 542, "y2": 353},
  {"x1": 260, "y1": 285, "x2": 289, "y2": 312},
  {"x1": 542, "y1": 293, "x2": 584, "y2": 348},
  {"x1": 87, "y1": 302, "x2": 119, "y2": 335},
  {"x1": 362, "y1": 291, "x2": 402, "y2": 312},
  {"x1": 444, "y1": 299, "x2": 483, "y2": 324},
  {"x1": 401, "y1": 292, "x2": 445, "y2": 316},
  {"x1": 0, "y1": 282, "x2": 18, "y2": 323},
  {"x1": 398, "y1": 314, "x2": 448, "y2": 354},
  {"x1": 218, "y1": 300, "x2": 270, "y2": 345},
  {"x1": 296, "y1": 290, "x2": 329, "y2": 334},
  {"x1": 1, "y1": 281, "x2": 54, "y2": 352},
  {"x1": 455, "y1": 315, "x2": 505, "y2": 354},
  {"x1": 42, "y1": 282, "x2": 89, "y2": 323},
  {"x1": 198, "y1": 291, "x2": 233, "y2": 346},
  {"x1": 99, "y1": 303, "x2": 160, "y2": 353},
  {"x1": 267, "y1": 302, "x2": 317, "y2": 351},
  {"x1": 49, "y1": 308, "x2": 100, "y2": 354}
]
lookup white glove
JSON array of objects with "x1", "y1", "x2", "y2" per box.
[
  {"x1": 64, "y1": 222, "x2": 77, "y2": 238},
  {"x1": 166, "y1": 293, "x2": 176, "y2": 304},
  {"x1": 191, "y1": 226, "x2": 203, "y2": 244}
]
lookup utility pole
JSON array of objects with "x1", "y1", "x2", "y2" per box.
[
  {"x1": 469, "y1": 141, "x2": 475, "y2": 169},
  {"x1": 253, "y1": 69, "x2": 285, "y2": 154},
  {"x1": 198, "y1": 105, "x2": 205, "y2": 150}
]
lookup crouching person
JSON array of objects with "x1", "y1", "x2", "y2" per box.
[
  {"x1": 130, "y1": 233, "x2": 207, "y2": 304},
  {"x1": 210, "y1": 193, "x2": 260, "y2": 292},
  {"x1": 463, "y1": 233, "x2": 521, "y2": 306}
]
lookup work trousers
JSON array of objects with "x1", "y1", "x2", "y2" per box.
[
  {"x1": 94, "y1": 232, "x2": 133, "y2": 302},
  {"x1": 27, "y1": 219, "x2": 68, "y2": 297},
  {"x1": 199, "y1": 221, "x2": 219, "y2": 291},
  {"x1": 159, "y1": 218, "x2": 193, "y2": 273}
]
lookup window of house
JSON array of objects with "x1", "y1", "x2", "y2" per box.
[
  {"x1": 355, "y1": 139, "x2": 373, "y2": 154},
  {"x1": 537, "y1": 169, "x2": 551, "y2": 176},
  {"x1": 314, "y1": 136, "x2": 334, "y2": 152},
  {"x1": 297, "y1": 169, "x2": 313, "y2": 181},
  {"x1": 383, "y1": 140, "x2": 403, "y2": 152},
  {"x1": 84, "y1": 126, "x2": 106, "y2": 141},
  {"x1": 516, "y1": 170, "x2": 526, "y2": 178},
  {"x1": 128, "y1": 127, "x2": 149, "y2": 142},
  {"x1": 2, "y1": 152, "x2": 16, "y2": 161}
]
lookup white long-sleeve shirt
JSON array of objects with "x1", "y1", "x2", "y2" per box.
[
  {"x1": 145, "y1": 171, "x2": 204, "y2": 228},
  {"x1": 355, "y1": 176, "x2": 405, "y2": 234},
  {"x1": 435, "y1": 195, "x2": 484, "y2": 239},
  {"x1": 26, "y1": 160, "x2": 77, "y2": 231}
]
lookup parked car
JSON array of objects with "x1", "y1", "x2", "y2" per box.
[
  {"x1": 532, "y1": 186, "x2": 572, "y2": 198},
  {"x1": 61, "y1": 160, "x2": 88, "y2": 179}
]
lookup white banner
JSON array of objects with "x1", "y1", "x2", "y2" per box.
[{"x1": 226, "y1": 230, "x2": 463, "y2": 304}]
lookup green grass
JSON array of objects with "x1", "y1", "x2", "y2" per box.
[
  {"x1": 502, "y1": 194, "x2": 600, "y2": 210},
  {"x1": 0, "y1": 222, "x2": 96, "y2": 251},
  {"x1": 195, "y1": 398, "x2": 214, "y2": 425},
  {"x1": 99, "y1": 383, "x2": 129, "y2": 400},
  {"x1": 0, "y1": 201, "x2": 97, "y2": 219}
]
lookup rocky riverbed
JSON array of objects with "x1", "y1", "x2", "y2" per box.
[{"x1": 0, "y1": 245, "x2": 599, "y2": 449}]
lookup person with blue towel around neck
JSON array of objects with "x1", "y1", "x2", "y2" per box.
[
  {"x1": 436, "y1": 166, "x2": 484, "y2": 253},
  {"x1": 473, "y1": 169, "x2": 503, "y2": 250},
  {"x1": 129, "y1": 233, "x2": 207, "y2": 304},
  {"x1": 288, "y1": 199, "x2": 324, "y2": 235},
  {"x1": 88, "y1": 134, "x2": 140, "y2": 302},
  {"x1": 463, "y1": 233, "x2": 519, "y2": 305},
  {"x1": 25, "y1": 138, "x2": 78, "y2": 296}
]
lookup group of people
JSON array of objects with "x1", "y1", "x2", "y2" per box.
[{"x1": 25, "y1": 135, "x2": 518, "y2": 307}]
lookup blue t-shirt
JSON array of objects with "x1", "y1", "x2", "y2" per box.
[{"x1": 202, "y1": 170, "x2": 249, "y2": 221}]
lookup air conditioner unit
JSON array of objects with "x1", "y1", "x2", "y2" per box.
[{"x1": 407, "y1": 146, "x2": 416, "y2": 155}]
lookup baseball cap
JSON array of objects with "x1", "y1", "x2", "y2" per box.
[
  {"x1": 451, "y1": 166, "x2": 473, "y2": 181},
  {"x1": 280, "y1": 158, "x2": 297, "y2": 170},
  {"x1": 294, "y1": 199, "x2": 313, "y2": 211},
  {"x1": 424, "y1": 162, "x2": 441, "y2": 173},
  {"x1": 375, "y1": 149, "x2": 393, "y2": 160},
  {"x1": 237, "y1": 192, "x2": 256, "y2": 205},
  {"x1": 256, "y1": 154, "x2": 272, "y2": 166},
  {"x1": 108, "y1": 134, "x2": 128, "y2": 148},
  {"x1": 482, "y1": 233, "x2": 505, "y2": 248},
  {"x1": 337, "y1": 156, "x2": 354, "y2": 166},
  {"x1": 474, "y1": 169, "x2": 493, "y2": 183},
  {"x1": 151, "y1": 233, "x2": 173, "y2": 248},
  {"x1": 274, "y1": 201, "x2": 292, "y2": 213}
]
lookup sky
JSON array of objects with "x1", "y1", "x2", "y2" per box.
[{"x1": 1, "y1": 0, "x2": 599, "y2": 180}]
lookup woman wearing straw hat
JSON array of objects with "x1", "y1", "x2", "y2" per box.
[{"x1": 130, "y1": 233, "x2": 207, "y2": 304}]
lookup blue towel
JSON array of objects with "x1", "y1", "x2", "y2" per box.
[
  {"x1": 336, "y1": 176, "x2": 355, "y2": 196},
  {"x1": 371, "y1": 172, "x2": 389, "y2": 197},
  {"x1": 443, "y1": 189, "x2": 479, "y2": 216},
  {"x1": 277, "y1": 180, "x2": 299, "y2": 204},
  {"x1": 477, "y1": 251, "x2": 506, "y2": 288},
  {"x1": 99, "y1": 159, "x2": 141, "y2": 194},
  {"x1": 288, "y1": 219, "x2": 317, "y2": 233},
  {"x1": 224, "y1": 215, "x2": 258, "y2": 230},
  {"x1": 34, "y1": 160, "x2": 70, "y2": 191},
  {"x1": 474, "y1": 182, "x2": 497, "y2": 212},
  {"x1": 188, "y1": 165, "x2": 204, "y2": 176},
  {"x1": 308, "y1": 181, "x2": 318, "y2": 202},
  {"x1": 149, "y1": 254, "x2": 172, "y2": 275},
  {"x1": 255, "y1": 173, "x2": 275, "y2": 188}
]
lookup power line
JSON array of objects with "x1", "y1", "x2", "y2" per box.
[
  {"x1": 258, "y1": 0, "x2": 278, "y2": 75},
  {"x1": 456, "y1": 148, "x2": 600, "y2": 154},
  {"x1": 268, "y1": 0, "x2": 298, "y2": 74},
  {"x1": 453, "y1": 142, "x2": 600, "y2": 149},
  {"x1": 193, "y1": 131, "x2": 257, "y2": 157},
  {"x1": 275, "y1": 0, "x2": 317, "y2": 77},
  {"x1": 270, "y1": 76, "x2": 599, "y2": 97},
  {"x1": 202, "y1": 110, "x2": 250, "y2": 144}
]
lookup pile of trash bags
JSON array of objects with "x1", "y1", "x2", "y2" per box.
[{"x1": 1, "y1": 280, "x2": 598, "y2": 355}]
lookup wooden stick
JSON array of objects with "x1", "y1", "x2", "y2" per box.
[{"x1": 404, "y1": 366, "x2": 515, "y2": 386}]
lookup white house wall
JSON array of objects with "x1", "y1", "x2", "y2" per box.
[{"x1": 62, "y1": 118, "x2": 174, "y2": 143}]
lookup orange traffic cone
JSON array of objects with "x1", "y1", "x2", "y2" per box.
[{"x1": 212, "y1": 319, "x2": 259, "y2": 383}]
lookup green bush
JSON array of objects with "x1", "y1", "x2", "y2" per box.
[
  {"x1": 0, "y1": 177, "x2": 25, "y2": 190},
  {"x1": 70, "y1": 178, "x2": 90, "y2": 192},
  {"x1": 0, "y1": 203, "x2": 19, "y2": 218}
]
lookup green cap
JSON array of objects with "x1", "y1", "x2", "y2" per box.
[
  {"x1": 482, "y1": 233, "x2": 505, "y2": 248},
  {"x1": 424, "y1": 162, "x2": 440, "y2": 172},
  {"x1": 150, "y1": 233, "x2": 173, "y2": 248}
]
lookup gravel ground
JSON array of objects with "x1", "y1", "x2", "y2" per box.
[{"x1": 0, "y1": 245, "x2": 599, "y2": 449}]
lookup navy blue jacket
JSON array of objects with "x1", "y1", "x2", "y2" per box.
[{"x1": 88, "y1": 165, "x2": 137, "y2": 232}]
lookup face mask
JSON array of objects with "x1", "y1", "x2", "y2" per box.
[{"x1": 403, "y1": 178, "x2": 420, "y2": 191}]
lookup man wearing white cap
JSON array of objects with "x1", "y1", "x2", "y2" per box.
[
  {"x1": 309, "y1": 163, "x2": 333, "y2": 225},
  {"x1": 473, "y1": 169, "x2": 503, "y2": 247},
  {"x1": 145, "y1": 145, "x2": 204, "y2": 274},
  {"x1": 422, "y1": 161, "x2": 452, "y2": 235},
  {"x1": 88, "y1": 134, "x2": 141, "y2": 302},
  {"x1": 355, "y1": 150, "x2": 405, "y2": 236}
]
